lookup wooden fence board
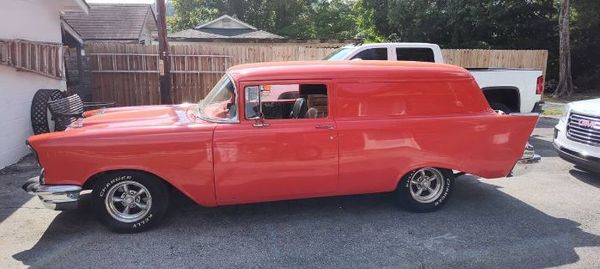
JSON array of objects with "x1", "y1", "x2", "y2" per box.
[{"x1": 86, "y1": 42, "x2": 548, "y2": 106}]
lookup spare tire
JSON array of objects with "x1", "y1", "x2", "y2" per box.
[{"x1": 30, "y1": 89, "x2": 65, "y2": 135}]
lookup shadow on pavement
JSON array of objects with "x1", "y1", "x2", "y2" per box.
[
  {"x1": 536, "y1": 117, "x2": 559, "y2": 129},
  {"x1": 569, "y1": 168, "x2": 600, "y2": 188},
  {"x1": 0, "y1": 155, "x2": 41, "y2": 223},
  {"x1": 529, "y1": 134, "x2": 558, "y2": 158},
  {"x1": 13, "y1": 175, "x2": 600, "y2": 268}
]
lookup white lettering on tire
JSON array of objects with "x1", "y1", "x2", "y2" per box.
[{"x1": 98, "y1": 175, "x2": 132, "y2": 197}]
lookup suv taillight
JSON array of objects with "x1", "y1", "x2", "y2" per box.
[{"x1": 536, "y1": 75, "x2": 544, "y2": 95}]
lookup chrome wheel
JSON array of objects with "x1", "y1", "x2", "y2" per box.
[
  {"x1": 408, "y1": 168, "x2": 445, "y2": 204},
  {"x1": 104, "y1": 181, "x2": 152, "y2": 223}
]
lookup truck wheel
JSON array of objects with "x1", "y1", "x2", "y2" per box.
[
  {"x1": 490, "y1": 102, "x2": 512, "y2": 114},
  {"x1": 91, "y1": 171, "x2": 169, "y2": 233},
  {"x1": 396, "y1": 167, "x2": 454, "y2": 212}
]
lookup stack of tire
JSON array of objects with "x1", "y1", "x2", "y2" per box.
[{"x1": 30, "y1": 89, "x2": 65, "y2": 135}]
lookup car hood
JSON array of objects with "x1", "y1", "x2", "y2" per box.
[
  {"x1": 75, "y1": 104, "x2": 199, "y2": 129},
  {"x1": 569, "y1": 98, "x2": 600, "y2": 116}
]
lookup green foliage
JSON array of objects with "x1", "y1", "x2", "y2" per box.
[
  {"x1": 169, "y1": 0, "x2": 219, "y2": 33},
  {"x1": 169, "y1": 0, "x2": 358, "y2": 39},
  {"x1": 352, "y1": 0, "x2": 386, "y2": 42},
  {"x1": 571, "y1": 0, "x2": 600, "y2": 91}
]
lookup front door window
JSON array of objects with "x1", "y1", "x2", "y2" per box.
[{"x1": 245, "y1": 83, "x2": 329, "y2": 120}]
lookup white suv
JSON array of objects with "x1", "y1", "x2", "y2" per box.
[{"x1": 553, "y1": 98, "x2": 600, "y2": 173}]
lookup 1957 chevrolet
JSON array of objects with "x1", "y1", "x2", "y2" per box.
[{"x1": 23, "y1": 61, "x2": 540, "y2": 232}]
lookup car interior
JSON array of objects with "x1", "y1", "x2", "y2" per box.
[{"x1": 246, "y1": 84, "x2": 328, "y2": 120}]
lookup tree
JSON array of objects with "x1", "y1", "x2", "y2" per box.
[
  {"x1": 169, "y1": 0, "x2": 358, "y2": 39},
  {"x1": 352, "y1": 0, "x2": 386, "y2": 42},
  {"x1": 553, "y1": 0, "x2": 574, "y2": 97},
  {"x1": 168, "y1": 0, "x2": 218, "y2": 32},
  {"x1": 571, "y1": 0, "x2": 600, "y2": 91}
]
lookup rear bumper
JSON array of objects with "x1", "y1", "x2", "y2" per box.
[
  {"x1": 509, "y1": 143, "x2": 541, "y2": 176},
  {"x1": 553, "y1": 142, "x2": 600, "y2": 173},
  {"x1": 22, "y1": 176, "x2": 81, "y2": 210},
  {"x1": 531, "y1": 101, "x2": 545, "y2": 113}
]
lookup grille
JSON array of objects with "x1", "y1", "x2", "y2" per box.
[{"x1": 567, "y1": 112, "x2": 600, "y2": 146}]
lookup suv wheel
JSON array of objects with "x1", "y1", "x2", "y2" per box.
[{"x1": 92, "y1": 171, "x2": 169, "y2": 233}]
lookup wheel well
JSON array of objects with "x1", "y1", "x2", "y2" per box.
[
  {"x1": 482, "y1": 87, "x2": 520, "y2": 113},
  {"x1": 82, "y1": 169, "x2": 175, "y2": 191}
]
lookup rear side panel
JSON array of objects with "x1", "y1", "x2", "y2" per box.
[
  {"x1": 336, "y1": 113, "x2": 537, "y2": 195},
  {"x1": 333, "y1": 78, "x2": 537, "y2": 195}
]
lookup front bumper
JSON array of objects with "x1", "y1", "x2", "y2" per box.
[
  {"x1": 22, "y1": 176, "x2": 81, "y2": 210},
  {"x1": 553, "y1": 142, "x2": 600, "y2": 173},
  {"x1": 509, "y1": 143, "x2": 541, "y2": 176}
]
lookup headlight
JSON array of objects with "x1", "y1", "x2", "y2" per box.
[{"x1": 559, "y1": 104, "x2": 570, "y2": 123}]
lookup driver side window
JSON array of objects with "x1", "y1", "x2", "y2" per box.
[{"x1": 245, "y1": 84, "x2": 328, "y2": 120}]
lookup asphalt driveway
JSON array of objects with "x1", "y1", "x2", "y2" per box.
[{"x1": 1, "y1": 117, "x2": 599, "y2": 268}]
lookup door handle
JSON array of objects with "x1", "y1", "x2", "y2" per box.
[
  {"x1": 253, "y1": 121, "x2": 270, "y2": 128},
  {"x1": 315, "y1": 124, "x2": 335, "y2": 130}
]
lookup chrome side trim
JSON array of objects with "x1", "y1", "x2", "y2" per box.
[{"x1": 22, "y1": 176, "x2": 81, "y2": 210}]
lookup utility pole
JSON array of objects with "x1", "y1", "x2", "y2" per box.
[{"x1": 156, "y1": 0, "x2": 172, "y2": 104}]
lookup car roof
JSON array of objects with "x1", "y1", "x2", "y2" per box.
[{"x1": 227, "y1": 60, "x2": 470, "y2": 82}]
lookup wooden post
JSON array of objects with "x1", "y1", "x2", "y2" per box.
[{"x1": 156, "y1": 0, "x2": 172, "y2": 104}]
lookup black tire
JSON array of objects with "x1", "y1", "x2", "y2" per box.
[
  {"x1": 30, "y1": 89, "x2": 65, "y2": 134},
  {"x1": 91, "y1": 171, "x2": 169, "y2": 233},
  {"x1": 396, "y1": 167, "x2": 454, "y2": 213},
  {"x1": 489, "y1": 102, "x2": 512, "y2": 114}
]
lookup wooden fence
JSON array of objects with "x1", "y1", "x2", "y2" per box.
[
  {"x1": 86, "y1": 42, "x2": 548, "y2": 106},
  {"x1": 442, "y1": 49, "x2": 548, "y2": 77}
]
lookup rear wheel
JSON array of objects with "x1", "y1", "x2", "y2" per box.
[
  {"x1": 490, "y1": 102, "x2": 512, "y2": 114},
  {"x1": 91, "y1": 171, "x2": 169, "y2": 233},
  {"x1": 396, "y1": 167, "x2": 454, "y2": 212}
]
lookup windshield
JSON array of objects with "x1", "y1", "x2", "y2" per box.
[
  {"x1": 323, "y1": 47, "x2": 354, "y2": 60},
  {"x1": 197, "y1": 75, "x2": 238, "y2": 123}
]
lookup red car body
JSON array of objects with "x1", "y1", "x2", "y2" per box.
[{"x1": 28, "y1": 61, "x2": 538, "y2": 207}]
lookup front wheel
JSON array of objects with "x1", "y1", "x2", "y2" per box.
[
  {"x1": 91, "y1": 171, "x2": 169, "y2": 233},
  {"x1": 396, "y1": 167, "x2": 454, "y2": 212}
]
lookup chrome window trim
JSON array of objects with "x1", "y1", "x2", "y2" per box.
[{"x1": 196, "y1": 73, "x2": 240, "y2": 124}]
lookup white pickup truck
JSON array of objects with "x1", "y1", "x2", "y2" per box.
[{"x1": 324, "y1": 43, "x2": 545, "y2": 113}]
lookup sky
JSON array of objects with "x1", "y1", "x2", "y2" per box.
[{"x1": 86, "y1": 0, "x2": 155, "y2": 3}]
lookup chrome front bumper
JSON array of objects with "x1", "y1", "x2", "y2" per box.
[
  {"x1": 509, "y1": 143, "x2": 542, "y2": 177},
  {"x1": 22, "y1": 176, "x2": 81, "y2": 210}
]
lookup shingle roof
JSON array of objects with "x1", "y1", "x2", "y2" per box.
[
  {"x1": 169, "y1": 15, "x2": 284, "y2": 40},
  {"x1": 62, "y1": 4, "x2": 157, "y2": 41},
  {"x1": 169, "y1": 29, "x2": 284, "y2": 40}
]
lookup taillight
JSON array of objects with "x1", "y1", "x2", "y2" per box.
[{"x1": 536, "y1": 75, "x2": 544, "y2": 95}]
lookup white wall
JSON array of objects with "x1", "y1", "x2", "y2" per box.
[{"x1": 0, "y1": 0, "x2": 66, "y2": 168}]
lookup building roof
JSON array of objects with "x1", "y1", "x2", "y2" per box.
[
  {"x1": 62, "y1": 4, "x2": 156, "y2": 41},
  {"x1": 59, "y1": 0, "x2": 89, "y2": 14},
  {"x1": 169, "y1": 15, "x2": 284, "y2": 41},
  {"x1": 227, "y1": 60, "x2": 469, "y2": 82}
]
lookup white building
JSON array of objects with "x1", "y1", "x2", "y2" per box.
[{"x1": 0, "y1": 0, "x2": 88, "y2": 168}]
